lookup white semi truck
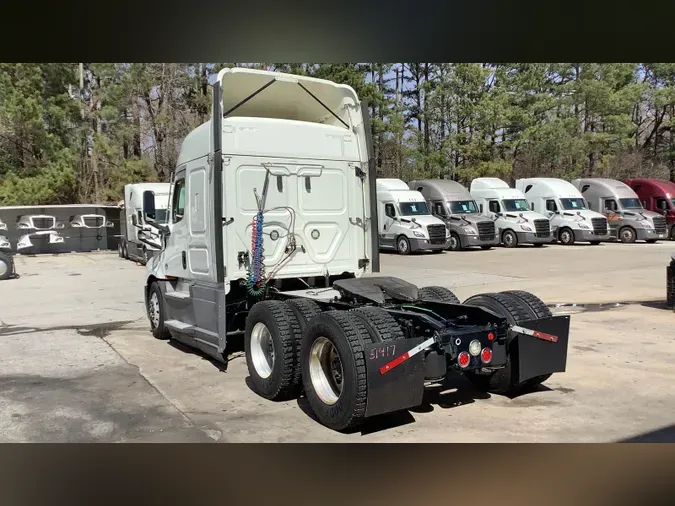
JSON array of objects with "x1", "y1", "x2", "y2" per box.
[
  {"x1": 375, "y1": 178, "x2": 450, "y2": 254},
  {"x1": 470, "y1": 178, "x2": 553, "y2": 248},
  {"x1": 119, "y1": 183, "x2": 171, "y2": 264},
  {"x1": 141, "y1": 68, "x2": 571, "y2": 432},
  {"x1": 515, "y1": 178, "x2": 611, "y2": 245}
]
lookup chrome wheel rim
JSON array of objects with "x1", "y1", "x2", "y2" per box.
[
  {"x1": 149, "y1": 292, "x2": 160, "y2": 328},
  {"x1": 450, "y1": 236, "x2": 458, "y2": 250},
  {"x1": 561, "y1": 231, "x2": 571, "y2": 243},
  {"x1": 504, "y1": 233, "x2": 514, "y2": 246},
  {"x1": 398, "y1": 238, "x2": 408, "y2": 253},
  {"x1": 309, "y1": 337, "x2": 343, "y2": 405},
  {"x1": 621, "y1": 229, "x2": 634, "y2": 242},
  {"x1": 250, "y1": 322, "x2": 275, "y2": 379}
]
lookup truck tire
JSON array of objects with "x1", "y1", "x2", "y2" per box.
[
  {"x1": 350, "y1": 306, "x2": 404, "y2": 343},
  {"x1": 122, "y1": 242, "x2": 129, "y2": 259},
  {"x1": 461, "y1": 292, "x2": 535, "y2": 395},
  {"x1": 301, "y1": 311, "x2": 373, "y2": 431},
  {"x1": 285, "y1": 298, "x2": 322, "y2": 331},
  {"x1": 448, "y1": 232, "x2": 461, "y2": 251},
  {"x1": 499, "y1": 291, "x2": 553, "y2": 388},
  {"x1": 619, "y1": 226, "x2": 636, "y2": 243},
  {"x1": 396, "y1": 235, "x2": 411, "y2": 255},
  {"x1": 418, "y1": 286, "x2": 461, "y2": 304},
  {"x1": 0, "y1": 252, "x2": 14, "y2": 281},
  {"x1": 142, "y1": 247, "x2": 150, "y2": 264},
  {"x1": 558, "y1": 227, "x2": 575, "y2": 245},
  {"x1": 670, "y1": 226, "x2": 675, "y2": 241},
  {"x1": 118, "y1": 240, "x2": 124, "y2": 258},
  {"x1": 147, "y1": 282, "x2": 171, "y2": 340},
  {"x1": 245, "y1": 300, "x2": 303, "y2": 401},
  {"x1": 480, "y1": 245, "x2": 492, "y2": 250},
  {"x1": 501, "y1": 290, "x2": 552, "y2": 319},
  {"x1": 502, "y1": 230, "x2": 518, "y2": 248}
]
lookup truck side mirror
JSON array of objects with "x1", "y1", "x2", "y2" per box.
[
  {"x1": 131, "y1": 214, "x2": 138, "y2": 226},
  {"x1": 143, "y1": 190, "x2": 156, "y2": 222}
]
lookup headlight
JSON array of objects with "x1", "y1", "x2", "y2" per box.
[
  {"x1": 413, "y1": 231, "x2": 426, "y2": 238},
  {"x1": 71, "y1": 222, "x2": 82, "y2": 227},
  {"x1": 578, "y1": 223, "x2": 590, "y2": 229},
  {"x1": 520, "y1": 225, "x2": 532, "y2": 232},
  {"x1": 56, "y1": 222, "x2": 65, "y2": 229},
  {"x1": 643, "y1": 221, "x2": 654, "y2": 229},
  {"x1": 18, "y1": 223, "x2": 29, "y2": 229},
  {"x1": 464, "y1": 226, "x2": 477, "y2": 234},
  {"x1": 107, "y1": 222, "x2": 115, "y2": 228},
  {"x1": 446, "y1": 227, "x2": 451, "y2": 237}
]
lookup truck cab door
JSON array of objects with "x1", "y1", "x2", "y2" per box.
[
  {"x1": 603, "y1": 198, "x2": 620, "y2": 233},
  {"x1": 545, "y1": 199, "x2": 561, "y2": 230},
  {"x1": 163, "y1": 170, "x2": 189, "y2": 278},
  {"x1": 381, "y1": 202, "x2": 397, "y2": 247}
]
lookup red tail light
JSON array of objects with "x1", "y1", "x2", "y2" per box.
[
  {"x1": 488, "y1": 332, "x2": 495, "y2": 341},
  {"x1": 458, "y1": 351, "x2": 470, "y2": 368},
  {"x1": 481, "y1": 347, "x2": 492, "y2": 364}
]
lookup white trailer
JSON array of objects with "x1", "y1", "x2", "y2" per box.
[
  {"x1": 141, "y1": 68, "x2": 571, "y2": 432},
  {"x1": 375, "y1": 178, "x2": 449, "y2": 254},
  {"x1": 119, "y1": 183, "x2": 170, "y2": 264},
  {"x1": 470, "y1": 178, "x2": 553, "y2": 247}
]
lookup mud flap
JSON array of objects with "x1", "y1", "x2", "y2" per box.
[
  {"x1": 364, "y1": 337, "x2": 427, "y2": 418},
  {"x1": 511, "y1": 315, "x2": 570, "y2": 384}
]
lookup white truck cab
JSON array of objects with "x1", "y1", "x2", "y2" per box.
[
  {"x1": 470, "y1": 178, "x2": 553, "y2": 248},
  {"x1": 119, "y1": 183, "x2": 170, "y2": 264},
  {"x1": 139, "y1": 68, "x2": 572, "y2": 433},
  {"x1": 376, "y1": 178, "x2": 449, "y2": 254},
  {"x1": 515, "y1": 178, "x2": 610, "y2": 245}
]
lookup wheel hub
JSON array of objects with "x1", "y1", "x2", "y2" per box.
[
  {"x1": 398, "y1": 239, "x2": 408, "y2": 252},
  {"x1": 309, "y1": 337, "x2": 343, "y2": 405},
  {"x1": 250, "y1": 322, "x2": 275, "y2": 379},
  {"x1": 148, "y1": 293, "x2": 160, "y2": 328}
]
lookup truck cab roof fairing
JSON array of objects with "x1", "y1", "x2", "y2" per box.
[{"x1": 216, "y1": 68, "x2": 361, "y2": 130}]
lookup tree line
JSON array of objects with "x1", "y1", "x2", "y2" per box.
[{"x1": 1, "y1": 63, "x2": 674, "y2": 206}]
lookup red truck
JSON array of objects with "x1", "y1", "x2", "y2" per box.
[{"x1": 624, "y1": 178, "x2": 675, "y2": 240}]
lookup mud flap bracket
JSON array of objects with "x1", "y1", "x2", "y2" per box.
[{"x1": 364, "y1": 337, "x2": 428, "y2": 418}]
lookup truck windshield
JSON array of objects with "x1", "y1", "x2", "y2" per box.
[
  {"x1": 448, "y1": 200, "x2": 478, "y2": 214},
  {"x1": 618, "y1": 198, "x2": 643, "y2": 210},
  {"x1": 154, "y1": 209, "x2": 169, "y2": 223},
  {"x1": 398, "y1": 202, "x2": 430, "y2": 216},
  {"x1": 560, "y1": 198, "x2": 587, "y2": 210},
  {"x1": 502, "y1": 199, "x2": 530, "y2": 212}
]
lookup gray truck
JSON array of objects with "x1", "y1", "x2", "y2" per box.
[
  {"x1": 408, "y1": 179, "x2": 499, "y2": 251},
  {"x1": 572, "y1": 178, "x2": 668, "y2": 243}
]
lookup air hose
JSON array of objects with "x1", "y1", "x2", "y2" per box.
[
  {"x1": 245, "y1": 170, "x2": 271, "y2": 297},
  {"x1": 246, "y1": 210, "x2": 266, "y2": 296}
]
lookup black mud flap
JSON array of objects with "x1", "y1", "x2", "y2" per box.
[
  {"x1": 511, "y1": 315, "x2": 570, "y2": 384},
  {"x1": 364, "y1": 337, "x2": 427, "y2": 418}
]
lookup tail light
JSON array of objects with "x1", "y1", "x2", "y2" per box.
[
  {"x1": 458, "y1": 351, "x2": 470, "y2": 368},
  {"x1": 481, "y1": 347, "x2": 492, "y2": 364}
]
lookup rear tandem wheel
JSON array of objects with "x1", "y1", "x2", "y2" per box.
[{"x1": 462, "y1": 291, "x2": 551, "y2": 395}]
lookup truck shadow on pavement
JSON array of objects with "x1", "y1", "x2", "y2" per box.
[
  {"x1": 618, "y1": 424, "x2": 675, "y2": 443},
  {"x1": 293, "y1": 373, "x2": 552, "y2": 436}
]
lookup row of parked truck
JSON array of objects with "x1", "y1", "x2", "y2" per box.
[{"x1": 376, "y1": 176, "x2": 675, "y2": 254}]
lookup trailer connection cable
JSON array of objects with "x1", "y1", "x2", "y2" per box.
[{"x1": 246, "y1": 210, "x2": 267, "y2": 297}]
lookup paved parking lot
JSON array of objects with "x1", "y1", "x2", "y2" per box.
[{"x1": 1, "y1": 241, "x2": 674, "y2": 442}]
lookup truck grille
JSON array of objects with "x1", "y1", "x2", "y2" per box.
[
  {"x1": 32, "y1": 217, "x2": 54, "y2": 229},
  {"x1": 591, "y1": 217, "x2": 608, "y2": 236},
  {"x1": 84, "y1": 217, "x2": 105, "y2": 228},
  {"x1": 653, "y1": 215, "x2": 667, "y2": 234},
  {"x1": 534, "y1": 219, "x2": 551, "y2": 237},
  {"x1": 477, "y1": 221, "x2": 496, "y2": 240},
  {"x1": 427, "y1": 224, "x2": 447, "y2": 245}
]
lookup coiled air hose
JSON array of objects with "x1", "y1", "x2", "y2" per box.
[
  {"x1": 245, "y1": 170, "x2": 271, "y2": 297},
  {"x1": 246, "y1": 210, "x2": 266, "y2": 296}
]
